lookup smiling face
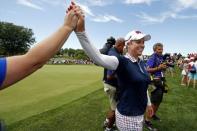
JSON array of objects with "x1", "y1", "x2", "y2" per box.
[{"x1": 127, "y1": 38, "x2": 145, "y2": 57}]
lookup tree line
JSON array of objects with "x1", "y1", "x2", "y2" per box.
[{"x1": 56, "y1": 48, "x2": 89, "y2": 60}]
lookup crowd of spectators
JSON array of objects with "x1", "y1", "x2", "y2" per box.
[{"x1": 48, "y1": 58, "x2": 93, "y2": 65}]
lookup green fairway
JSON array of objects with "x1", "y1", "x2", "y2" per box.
[
  {"x1": 0, "y1": 65, "x2": 103, "y2": 125},
  {"x1": 0, "y1": 66, "x2": 197, "y2": 131}
]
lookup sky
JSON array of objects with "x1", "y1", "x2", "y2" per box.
[{"x1": 0, "y1": 0, "x2": 197, "y2": 56}]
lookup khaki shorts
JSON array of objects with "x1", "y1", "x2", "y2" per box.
[{"x1": 103, "y1": 82, "x2": 117, "y2": 110}]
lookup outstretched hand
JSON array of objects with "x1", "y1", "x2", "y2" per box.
[
  {"x1": 66, "y1": 2, "x2": 85, "y2": 32},
  {"x1": 64, "y1": 2, "x2": 83, "y2": 31},
  {"x1": 74, "y1": 4, "x2": 85, "y2": 32},
  {"x1": 146, "y1": 105, "x2": 154, "y2": 117}
]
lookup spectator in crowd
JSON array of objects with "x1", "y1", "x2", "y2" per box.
[
  {"x1": 180, "y1": 58, "x2": 189, "y2": 86},
  {"x1": 72, "y1": 4, "x2": 153, "y2": 130},
  {"x1": 166, "y1": 56, "x2": 175, "y2": 77},
  {"x1": 187, "y1": 57, "x2": 197, "y2": 88},
  {"x1": 100, "y1": 36, "x2": 116, "y2": 55},
  {"x1": 102, "y1": 38, "x2": 125, "y2": 131},
  {"x1": 144, "y1": 43, "x2": 167, "y2": 130},
  {"x1": 177, "y1": 57, "x2": 184, "y2": 69}
]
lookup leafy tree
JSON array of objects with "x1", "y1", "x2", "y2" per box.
[
  {"x1": 0, "y1": 22, "x2": 35, "y2": 56},
  {"x1": 61, "y1": 48, "x2": 89, "y2": 60},
  {"x1": 75, "y1": 49, "x2": 89, "y2": 60}
]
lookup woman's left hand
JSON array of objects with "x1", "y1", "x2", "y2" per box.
[{"x1": 146, "y1": 105, "x2": 154, "y2": 117}]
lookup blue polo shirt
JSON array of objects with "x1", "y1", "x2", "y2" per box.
[
  {"x1": 0, "y1": 58, "x2": 7, "y2": 87},
  {"x1": 103, "y1": 47, "x2": 120, "y2": 87},
  {"x1": 116, "y1": 56, "x2": 151, "y2": 116},
  {"x1": 147, "y1": 53, "x2": 163, "y2": 78}
]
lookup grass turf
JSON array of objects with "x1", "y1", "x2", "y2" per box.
[
  {"x1": 0, "y1": 66, "x2": 196, "y2": 131},
  {"x1": 0, "y1": 65, "x2": 103, "y2": 125}
]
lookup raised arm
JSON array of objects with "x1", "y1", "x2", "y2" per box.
[
  {"x1": 0, "y1": 5, "x2": 80, "y2": 89},
  {"x1": 76, "y1": 32, "x2": 119, "y2": 70},
  {"x1": 73, "y1": 4, "x2": 119, "y2": 70}
]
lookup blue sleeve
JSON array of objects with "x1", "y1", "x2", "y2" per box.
[
  {"x1": 108, "y1": 50, "x2": 119, "y2": 57},
  {"x1": 0, "y1": 58, "x2": 7, "y2": 87},
  {"x1": 147, "y1": 56, "x2": 155, "y2": 68},
  {"x1": 107, "y1": 70, "x2": 114, "y2": 76}
]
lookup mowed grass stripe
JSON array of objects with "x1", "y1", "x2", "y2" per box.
[
  {"x1": 0, "y1": 65, "x2": 103, "y2": 125},
  {"x1": 8, "y1": 89, "x2": 108, "y2": 131},
  {"x1": 7, "y1": 67, "x2": 197, "y2": 131}
]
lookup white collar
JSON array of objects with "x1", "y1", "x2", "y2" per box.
[{"x1": 125, "y1": 53, "x2": 140, "y2": 63}]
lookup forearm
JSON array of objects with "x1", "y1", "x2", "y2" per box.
[
  {"x1": 147, "y1": 90, "x2": 152, "y2": 106},
  {"x1": 26, "y1": 26, "x2": 72, "y2": 64},
  {"x1": 147, "y1": 67, "x2": 159, "y2": 73},
  {"x1": 76, "y1": 31, "x2": 118, "y2": 70}
]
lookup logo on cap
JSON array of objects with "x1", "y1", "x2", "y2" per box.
[{"x1": 135, "y1": 31, "x2": 142, "y2": 34}]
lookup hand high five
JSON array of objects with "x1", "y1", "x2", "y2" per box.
[
  {"x1": 64, "y1": 2, "x2": 84, "y2": 31},
  {"x1": 66, "y1": 2, "x2": 85, "y2": 32}
]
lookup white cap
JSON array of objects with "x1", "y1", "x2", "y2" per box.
[{"x1": 125, "y1": 30, "x2": 151, "y2": 44}]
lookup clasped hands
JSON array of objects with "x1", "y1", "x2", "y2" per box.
[{"x1": 64, "y1": 2, "x2": 85, "y2": 32}]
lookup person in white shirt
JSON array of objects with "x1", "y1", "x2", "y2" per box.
[{"x1": 181, "y1": 58, "x2": 189, "y2": 86}]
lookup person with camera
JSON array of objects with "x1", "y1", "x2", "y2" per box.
[
  {"x1": 144, "y1": 43, "x2": 167, "y2": 130},
  {"x1": 100, "y1": 37, "x2": 116, "y2": 55},
  {"x1": 102, "y1": 38, "x2": 125, "y2": 131}
]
